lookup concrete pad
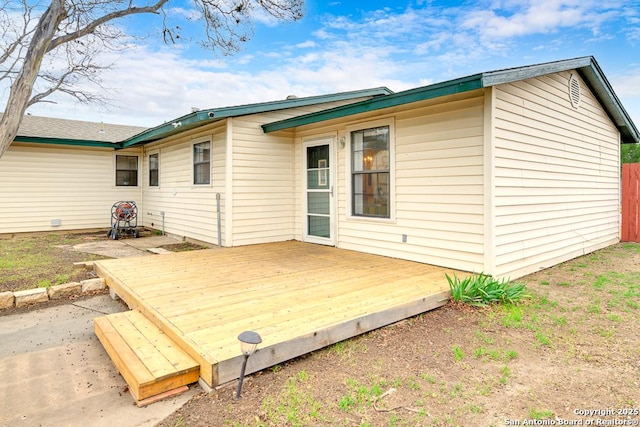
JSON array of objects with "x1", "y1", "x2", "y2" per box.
[
  {"x1": 72, "y1": 240, "x2": 149, "y2": 258},
  {"x1": 0, "y1": 295, "x2": 196, "y2": 427},
  {"x1": 147, "y1": 247, "x2": 172, "y2": 255},
  {"x1": 122, "y1": 235, "x2": 181, "y2": 250},
  {"x1": 72, "y1": 236, "x2": 181, "y2": 259}
]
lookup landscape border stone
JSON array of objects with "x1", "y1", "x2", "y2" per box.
[
  {"x1": 1, "y1": 278, "x2": 106, "y2": 311},
  {"x1": 0, "y1": 233, "x2": 189, "y2": 312},
  {"x1": 47, "y1": 282, "x2": 82, "y2": 300},
  {"x1": 0, "y1": 291, "x2": 14, "y2": 310},
  {"x1": 14, "y1": 288, "x2": 49, "y2": 308}
]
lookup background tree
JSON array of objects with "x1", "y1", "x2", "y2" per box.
[
  {"x1": 621, "y1": 143, "x2": 640, "y2": 164},
  {"x1": 0, "y1": 0, "x2": 303, "y2": 159}
]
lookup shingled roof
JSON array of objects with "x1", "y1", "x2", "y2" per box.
[{"x1": 8, "y1": 114, "x2": 148, "y2": 146}]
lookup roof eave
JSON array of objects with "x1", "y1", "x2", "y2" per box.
[
  {"x1": 13, "y1": 136, "x2": 118, "y2": 148},
  {"x1": 480, "y1": 56, "x2": 594, "y2": 87},
  {"x1": 121, "y1": 111, "x2": 220, "y2": 148},
  {"x1": 575, "y1": 60, "x2": 640, "y2": 144},
  {"x1": 121, "y1": 87, "x2": 394, "y2": 147},
  {"x1": 482, "y1": 56, "x2": 639, "y2": 144},
  {"x1": 262, "y1": 75, "x2": 483, "y2": 133},
  {"x1": 262, "y1": 57, "x2": 640, "y2": 145}
]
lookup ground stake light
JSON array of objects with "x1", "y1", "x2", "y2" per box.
[{"x1": 235, "y1": 330, "x2": 262, "y2": 400}]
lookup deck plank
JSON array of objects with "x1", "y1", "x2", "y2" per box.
[
  {"x1": 95, "y1": 241, "x2": 465, "y2": 388},
  {"x1": 107, "y1": 313, "x2": 177, "y2": 381},
  {"x1": 125, "y1": 311, "x2": 199, "y2": 373}
]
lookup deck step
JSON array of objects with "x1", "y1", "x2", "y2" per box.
[{"x1": 94, "y1": 310, "x2": 200, "y2": 401}]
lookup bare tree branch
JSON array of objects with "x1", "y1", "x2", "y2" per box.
[
  {"x1": 0, "y1": 0, "x2": 305, "y2": 159},
  {"x1": 0, "y1": 1, "x2": 37, "y2": 65},
  {"x1": 49, "y1": 0, "x2": 170, "y2": 51}
]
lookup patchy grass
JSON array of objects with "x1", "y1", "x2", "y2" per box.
[
  {"x1": 153, "y1": 243, "x2": 640, "y2": 426},
  {"x1": 0, "y1": 232, "x2": 107, "y2": 293}
]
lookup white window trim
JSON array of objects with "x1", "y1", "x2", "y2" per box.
[
  {"x1": 148, "y1": 150, "x2": 160, "y2": 188},
  {"x1": 114, "y1": 153, "x2": 141, "y2": 187},
  {"x1": 192, "y1": 138, "x2": 212, "y2": 187},
  {"x1": 345, "y1": 117, "x2": 396, "y2": 223}
]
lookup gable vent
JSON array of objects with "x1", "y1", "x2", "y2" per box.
[{"x1": 568, "y1": 74, "x2": 581, "y2": 109}]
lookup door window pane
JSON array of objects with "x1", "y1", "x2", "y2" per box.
[
  {"x1": 307, "y1": 145, "x2": 329, "y2": 169},
  {"x1": 306, "y1": 145, "x2": 329, "y2": 189},
  {"x1": 307, "y1": 192, "x2": 330, "y2": 215},
  {"x1": 308, "y1": 216, "x2": 330, "y2": 238}
]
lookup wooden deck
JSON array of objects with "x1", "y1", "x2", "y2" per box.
[{"x1": 94, "y1": 241, "x2": 463, "y2": 396}]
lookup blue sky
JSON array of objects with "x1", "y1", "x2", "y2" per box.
[{"x1": 20, "y1": 0, "x2": 640, "y2": 129}]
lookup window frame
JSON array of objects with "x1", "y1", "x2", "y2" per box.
[
  {"x1": 148, "y1": 152, "x2": 159, "y2": 187},
  {"x1": 345, "y1": 118, "x2": 395, "y2": 222},
  {"x1": 192, "y1": 139, "x2": 212, "y2": 186},
  {"x1": 114, "y1": 154, "x2": 139, "y2": 187}
]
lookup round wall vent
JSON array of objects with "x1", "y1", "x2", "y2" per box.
[{"x1": 568, "y1": 74, "x2": 581, "y2": 109}]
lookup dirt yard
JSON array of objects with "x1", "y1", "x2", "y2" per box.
[
  {"x1": 0, "y1": 232, "x2": 107, "y2": 293},
  {"x1": 0, "y1": 230, "x2": 205, "y2": 294},
  {"x1": 158, "y1": 243, "x2": 640, "y2": 427},
  {"x1": 1, "y1": 234, "x2": 638, "y2": 426}
]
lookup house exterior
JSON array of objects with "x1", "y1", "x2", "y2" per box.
[
  {"x1": 0, "y1": 115, "x2": 147, "y2": 234},
  {"x1": 1, "y1": 88, "x2": 390, "y2": 237},
  {"x1": 261, "y1": 57, "x2": 639, "y2": 279},
  {"x1": 2, "y1": 57, "x2": 638, "y2": 279}
]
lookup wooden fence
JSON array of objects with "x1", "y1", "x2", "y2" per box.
[{"x1": 622, "y1": 163, "x2": 640, "y2": 242}]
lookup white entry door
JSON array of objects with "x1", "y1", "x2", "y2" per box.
[{"x1": 304, "y1": 139, "x2": 334, "y2": 245}]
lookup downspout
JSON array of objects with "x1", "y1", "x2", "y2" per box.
[
  {"x1": 216, "y1": 193, "x2": 222, "y2": 246},
  {"x1": 483, "y1": 87, "x2": 496, "y2": 277},
  {"x1": 224, "y1": 117, "x2": 234, "y2": 247},
  {"x1": 139, "y1": 146, "x2": 145, "y2": 226}
]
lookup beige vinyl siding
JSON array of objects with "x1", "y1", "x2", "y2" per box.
[
  {"x1": 227, "y1": 99, "x2": 372, "y2": 246},
  {"x1": 141, "y1": 121, "x2": 226, "y2": 245},
  {"x1": 230, "y1": 114, "x2": 295, "y2": 246},
  {"x1": 492, "y1": 72, "x2": 620, "y2": 278},
  {"x1": 139, "y1": 98, "x2": 376, "y2": 247},
  {"x1": 0, "y1": 143, "x2": 141, "y2": 234},
  {"x1": 294, "y1": 91, "x2": 486, "y2": 273}
]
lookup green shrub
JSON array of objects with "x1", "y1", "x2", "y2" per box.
[{"x1": 446, "y1": 273, "x2": 528, "y2": 306}]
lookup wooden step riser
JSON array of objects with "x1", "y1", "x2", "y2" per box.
[{"x1": 94, "y1": 312, "x2": 199, "y2": 401}]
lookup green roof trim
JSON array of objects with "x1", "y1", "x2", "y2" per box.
[
  {"x1": 262, "y1": 75, "x2": 483, "y2": 133},
  {"x1": 119, "y1": 110, "x2": 217, "y2": 148},
  {"x1": 261, "y1": 56, "x2": 640, "y2": 145},
  {"x1": 13, "y1": 136, "x2": 117, "y2": 148},
  {"x1": 120, "y1": 87, "x2": 393, "y2": 148}
]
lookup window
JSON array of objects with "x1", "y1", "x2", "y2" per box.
[
  {"x1": 351, "y1": 126, "x2": 390, "y2": 218},
  {"x1": 193, "y1": 141, "x2": 211, "y2": 185},
  {"x1": 149, "y1": 153, "x2": 159, "y2": 187},
  {"x1": 115, "y1": 155, "x2": 138, "y2": 186}
]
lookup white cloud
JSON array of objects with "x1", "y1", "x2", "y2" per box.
[
  {"x1": 23, "y1": 40, "x2": 408, "y2": 127},
  {"x1": 460, "y1": 0, "x2": 620, "y2": 40},
  {"x1": 295, "y1": 40, "x2": 316, "y2": 48},
  {"x1": 6, "y1": 0, "x2": 639, "y2": 132},
  {"x1": 166, "y1": 6, "x2": 201, "y2": 21},
  {"x1": 611, "y1": 67, "x2": 640, "y2": 127}
]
